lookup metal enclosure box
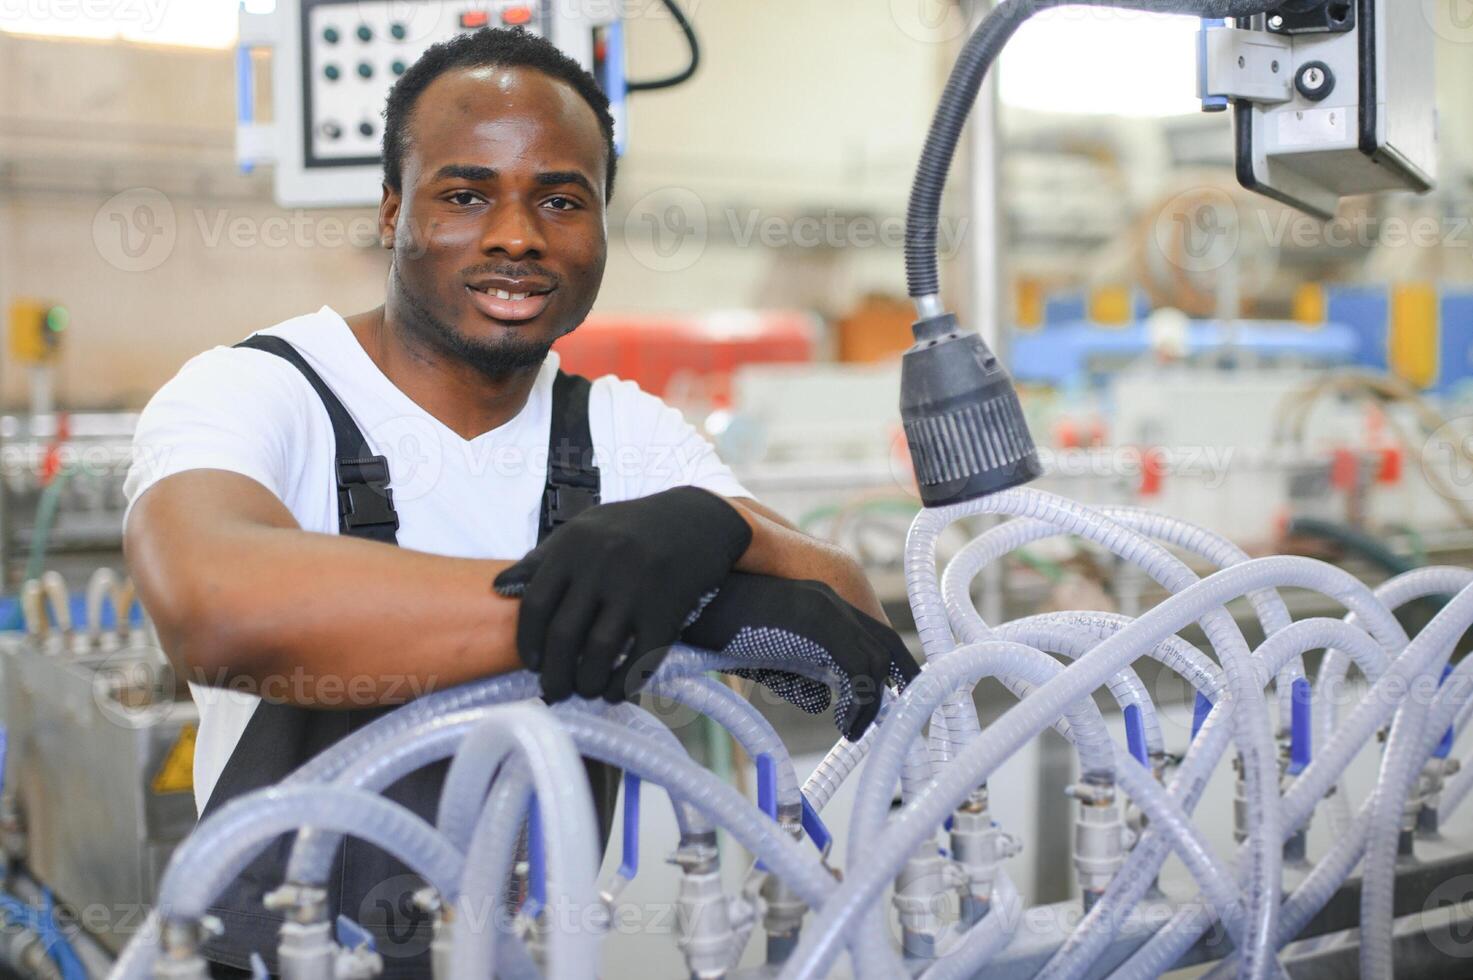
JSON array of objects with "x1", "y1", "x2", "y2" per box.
[
  {"x1": 1235, "y1": 0, "x2": 1436, "y2": 217},
  {"x1": 0, "y1": 637, "x2": 198, "y2": 951}
]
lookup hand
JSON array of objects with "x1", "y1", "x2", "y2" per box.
[
  {"x1": 675, "y1": 573, "x2": 921, "y2": 740},
  {"x1": 493, "y1": 486, "x2": 752, "y2": 702}
]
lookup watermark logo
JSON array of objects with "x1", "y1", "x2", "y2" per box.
[
  {"x1": 1424, "y1": 873, "x2": 1473, "y2": 958},
  {"x1": 889, "y1": 0, "x2": 969, "y2": 43},
  {"x1": 354, "y1": 0, "x2": 443, "y2": 44},
  {"x1": 93, "y1": 187, "x2": 176, "y2": 272},
  {"x1": 366, "y1": 415, "x2": 444, "y2": 504},
  {"x1": 1422, "y1": 417, "x2": 1473, "y2": 503},
  {"x1": 1152, "y1": 187, "x2": 1240, "y2": 274},
  {"x1": 1423, "y1": 0, "x2": 1473, "y2": 43},
  {"x1": 89, "y1": 637, "x2": 178, "y2": 730},
  {"x1": 0, "y1": 0, "x2": 169, "y2": 33},
  {"x1": 622, "y1": 187, "x2": 708, "y2": 272}
]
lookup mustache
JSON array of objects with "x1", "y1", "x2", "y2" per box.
[{"x1": 458, "y1": 262, "x2": 561, "y2": 285}]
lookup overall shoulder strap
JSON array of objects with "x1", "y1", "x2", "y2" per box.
[
  {"x1": 540, "y1": 371, "x2": 601, "y2": 542},
  {"x1": 234, "y1": 334, "x2": 400, "y2": 545}
]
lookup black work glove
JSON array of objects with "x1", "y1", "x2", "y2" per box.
[
  {"x1": 674, "y1": 572, "x2": 921, "y2": 740},
  {"x1": 493, "y1": 486, "x2": 752, "y2": 703}
]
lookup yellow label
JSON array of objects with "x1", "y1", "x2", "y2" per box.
[
  {"x1": 1292, "y1": 283, "x2": 1326, "y2": 326},
  {"x1": 8, "y1": 300, "x2": 51, "y2": 364},
  {"x1": 1015, "y1": 278, "x2": 1045, "y2": 330},
  {"x1": 152, "y1": 724, "x2": 196, "y2": 795},
  {"x1": 1389, "y1": 282, "x2": 1438, "y2": 389},
  {"x1": 1088, "y1": 285, "x2": 1133, "y2": 327}
]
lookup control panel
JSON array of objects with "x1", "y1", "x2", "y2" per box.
[{"x1": 238, "y1": 0, "x2": 625, "y2": 208}]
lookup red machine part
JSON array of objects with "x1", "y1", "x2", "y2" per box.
[{"x1": 552, "y1": 311, "x2": 816, "y2": 402}]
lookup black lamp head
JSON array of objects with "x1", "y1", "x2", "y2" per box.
[{"x1": 900, "y1": 313, "x2": 1042, "y2": 506}]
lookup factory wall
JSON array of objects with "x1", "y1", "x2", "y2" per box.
[{"x1": 0, "y1": 0, "x2": 945, "y2": 409}]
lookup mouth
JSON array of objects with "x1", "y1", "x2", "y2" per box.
[{"x1": 464, "y1": 279, "x2": 555, "y2": 323}]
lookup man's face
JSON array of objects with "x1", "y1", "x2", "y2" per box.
[{"x1": 380, "y1": 65, "x2": 608, "y2": 377}]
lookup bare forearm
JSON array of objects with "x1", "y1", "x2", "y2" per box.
[
  {"x1": 127, "y1": 479, "x2": 521, "y2": 707},
  {"x1": 726, "y1": 497, "x2": 887, "y2": 621}
]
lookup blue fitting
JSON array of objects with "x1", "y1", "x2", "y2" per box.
[
  {"x1": 755, "y1": 754, "x2": 778, "y2": 871},
  {"x1": 526, "y1": 797, "x2": 546, "y2": 918},
  {"x1": 799, "y1": 793, "x2": 832, "y2": 856},
  {"x1": 1435, "y1": 665, "x2": 1456, "y2": 759},
  {"x1": 618, "y1": 771, "x2": 641, "y2": 881},
  {"x1": 1191, "y1": 693, "x2": 1214, "y2": 741},
  {"x1": 1288, "y1": 678, "x2": 1312, "y2": 775},
  {"x1": 235, "y1": 42, "x2": 255, "y2": 175},
  {"x1": 335, "y1": 915, "x2": 376, "y2": 953},
  {"x1": 1197, "y1": 18, "x2": 1228, "y2": 112},
  {"x1": 1123, "y1": 704, "x2": 1149, "y2": 768}
]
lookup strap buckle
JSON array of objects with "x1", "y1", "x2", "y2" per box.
[
  {"x1": 337, "y1": 455, "x2": 399, "y2": 534},
  {"x1": 541, "y1": 477, "x2": 600, "y2": 530}
]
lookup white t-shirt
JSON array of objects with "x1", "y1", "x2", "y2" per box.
[{"x1": 123, "y1": 306, "x2": 749, "y2": 813}]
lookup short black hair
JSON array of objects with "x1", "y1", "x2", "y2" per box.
[{"x1": 383, "y1": 27, "x2": 617, "y2": 199}]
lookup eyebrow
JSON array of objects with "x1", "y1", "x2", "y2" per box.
[
  {"x1": 534, "y1": 170, "x2": 598, "y2": 197},
  {"x1": 430, "y1": 164, "x2": 598, "y2": 198},
  {"x1": 432, "y1": 163, "x2": 497, "y2": 182}
]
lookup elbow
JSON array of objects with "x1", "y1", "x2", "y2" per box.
[{"x1": 131, "y1": 562, "x2": 265, "y2": 684}]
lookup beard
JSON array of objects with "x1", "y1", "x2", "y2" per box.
[{"x1": 391, "y1": 263, "x2": 562, "y2": 383}]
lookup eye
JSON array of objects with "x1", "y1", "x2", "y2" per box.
[
  {"x1": 445, "y1": 190, "x2": 483, "y2": 208},
  {"x1": 544, "y1": 195, "x2": 579, "y2": 212}
]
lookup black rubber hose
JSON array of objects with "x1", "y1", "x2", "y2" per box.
[
  {"x1": 904, "y1": 0, "x2": 1289, "y2": 301},
  {"x1": 626, "y1": 0, "x2": 700, "y2": 92},
  {"x1": 1286, "y1": 516, "x2": 1416, "y2": 577}
]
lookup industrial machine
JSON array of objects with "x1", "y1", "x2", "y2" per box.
[
  {"x1": 235, "y1": 0, "x2": 698, "y2": 208},
  {"x1": 0, "y1": 570, "x2": 197, "y2": 954}
]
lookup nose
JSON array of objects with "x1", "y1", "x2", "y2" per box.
[{"x1": 478, "y1": 196, "x2": 546, "y2": 260}]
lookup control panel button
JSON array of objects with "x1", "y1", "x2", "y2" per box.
[
  {"x1": 322, "y1": 26, "x2": 340, "y2": 44},
  {"x1": 459, "y1": 10, "x2": 490, "y2": 28},
  {"x1": 359, "y1": 121, "x2": 375, "y2": 137},
  {"x1": 389, "y1": 22, "x2": 407, "y2": 40},
  {"x1": 324, "y1": 63, "x2": 341, "y2": 81},
  {"x1": 357, "y1": 62, "x2": 373, "y2": 79},
  {"x1": 356, "y1": 24, "x2": 373, "y2": 42},
  {"x1": 392, "y1": 59, "x2": 407, "y2": 76},
  {"x1": 320, "y1": 121, "x2": 343, "y2": 140},
  {"x1": 501, "y1": 6, "x2": 532, "y2": 25}
]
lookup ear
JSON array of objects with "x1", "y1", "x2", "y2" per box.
[{"x1": 378, "y1": 183, "x2": 400, "y2": 249}]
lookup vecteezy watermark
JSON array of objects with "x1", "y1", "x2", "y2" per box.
[
  {"x1": 1151, "y1": 187, "x2": 1242, "y2": 274},
  {"x1": 1255, "y1": 210, "x2": 1473, "y2": 252},
  {"x1": 92, "y1": 187, "x2": 177, "y2": 273},
  {"x1": 0, "y1": 0, "x2": 168, "y2": 32},
  {"x1": 91, "y1": 190, "x2": 416, "y2": 271},
  {"x1": 1422, "y1": 0, "x2": 1473, "y2": 43},
  {"x1": 726, "y1": 209, "x2": 968, "y2": 255},
  {"x1": 621, "y1": 187, "x2": 970, "y2": 273},
  {"x1": 193, "y1": 208, "x2": 384, "y2": 252},
  {"x1": 1421, "y1": 417, "x2": 1473, "y2": 503},
  {"x1": 622, "y1": 187, "x2": 709, "y2": 272}
]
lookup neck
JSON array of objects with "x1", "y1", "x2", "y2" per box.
[{"x1": 345, "y1": 305, "x2": 543, "y2": 441}]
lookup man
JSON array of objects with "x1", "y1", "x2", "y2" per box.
[{"x1": 124, "y1": 27, "x2": 916, "y2": 977}]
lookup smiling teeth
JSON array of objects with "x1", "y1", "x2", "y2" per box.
[{"x1": 490, "y1": 289, "x2": 528, "y2": 301}]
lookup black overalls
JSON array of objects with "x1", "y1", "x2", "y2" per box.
[{"x1": 197, "y1": 335, "x2": 619, "y2": 977}]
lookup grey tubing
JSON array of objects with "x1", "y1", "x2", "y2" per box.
[
  {"x1": 788, "y1": 555, "x2": 1404, "y2": 980},
  {"x1": 905, "y1": 490, "x2": 1288, "y2": 980},
  {"x1": 158, "y1": 786, "x2": 463, "y2": 922},
  {"x1": 440, "y1": 705, "x2": 602, "y2": 980},
  {"x1": 644, "y1": 673, "x2": 802, "y2": 809}
]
